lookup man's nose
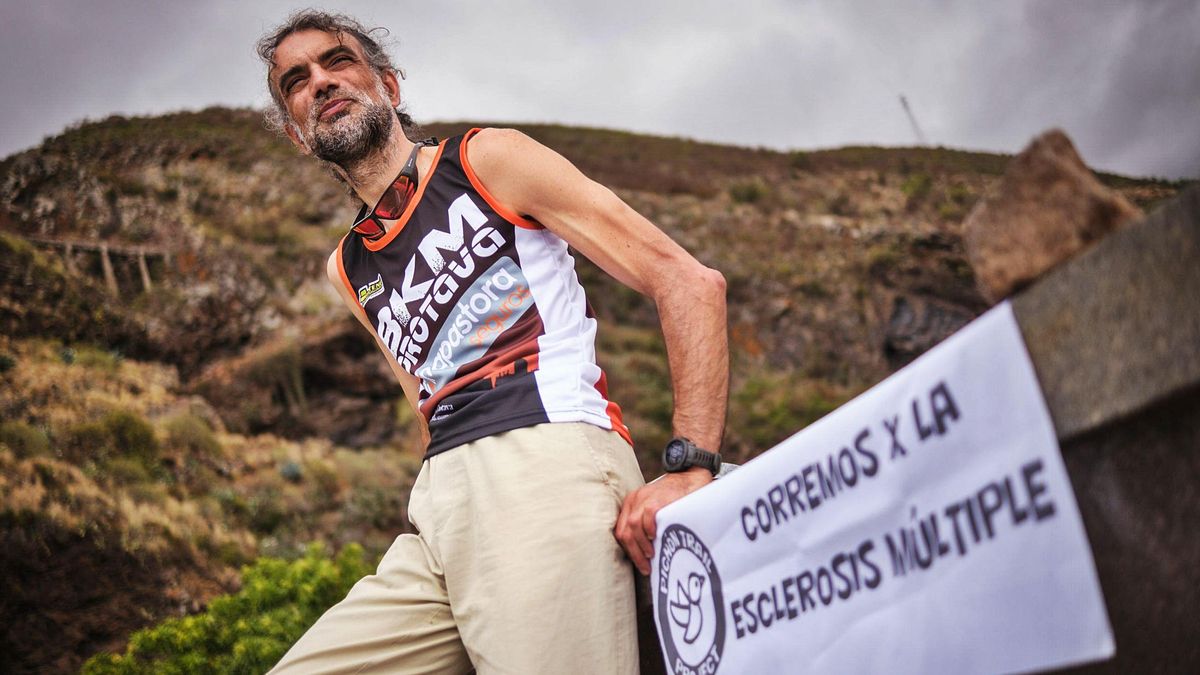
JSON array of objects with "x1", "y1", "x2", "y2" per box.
[{"x1": 309, "y1": 65, "x2": 340, "y2": 97}]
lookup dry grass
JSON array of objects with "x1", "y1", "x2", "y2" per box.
[{"x1": 0, "y1": 336, "x2": 422, "y2": 565}]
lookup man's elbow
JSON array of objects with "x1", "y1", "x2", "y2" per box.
[
  {"x1": 703, "y1": 266, "x2": 727, "y2": 298},
  {"x1": 692, "y1": 264, "x2": 726, "y2": 305},
  {"x1": 657, "y1": 262, "x2": 725, "y2": 307}
]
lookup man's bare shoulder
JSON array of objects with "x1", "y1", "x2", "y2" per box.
[
  {"x1": 469, "y1": 126, "x2": 529, "y2": 150},
  {"x1": 464, "y1": 127, "x2": 547, "y2": 172}
]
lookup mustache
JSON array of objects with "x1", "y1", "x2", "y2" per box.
[{"x1": 308, "y1": 87, "x2": 372, "y2": 124}]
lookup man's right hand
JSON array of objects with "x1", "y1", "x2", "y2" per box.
[{"x1": 614, "y1": 468, "x2": 713, "y2": 575}]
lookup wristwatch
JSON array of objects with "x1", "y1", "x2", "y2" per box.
[{"x1": 662, "y1": 437, "x2": 722, "y2": 475}]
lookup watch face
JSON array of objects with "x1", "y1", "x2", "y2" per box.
[{"x1": 665, "y1": 441, "x2": 687, "y2": 468}]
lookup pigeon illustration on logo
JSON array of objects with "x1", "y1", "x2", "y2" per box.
[{"x1": 668, "y1": 572, "x2": 706, "y2": 644}]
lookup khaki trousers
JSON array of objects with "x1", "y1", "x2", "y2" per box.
[{"x1": 269, "y1": 422, "x2": 645, "y2": 674}]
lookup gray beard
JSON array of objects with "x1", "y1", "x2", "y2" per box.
[{"x1": 308, "y1": 96, "x2": 395, "y2": 168}]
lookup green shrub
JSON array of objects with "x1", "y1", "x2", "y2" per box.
[
  {"x1": 789, "y1": 151, "x2": 812, "y2": 171},
  {"x1": 164, "y1": 413, "x2": 222, "y2": 458},
  {"x1": 937, "y1": 183, "x2": 975, "y2": 221},
  {"x1": 62, "y1": 420, "x2": 115, "y2": 464},
  {"x1": 61, "y1": 409, "x2": 160, "y2": 474},
  {"x1": 104, "y1": 456, "x2": 155, "y2": 486},
  {"x1": 901, "y1": 172, "x2": 933, "y2": 209},
  {"x1": 103, "y1": 409, "x2": 161, "y2": 469},
  {"x1": 729, "y1": 179, "x2": 769, "y2": 204},
  {"x1": 82, "y1": 544, "x2": 374, "y2": 675},
  {"x1": 74, "y1": 346, "x2": 123, "y2": 371},
  {"x1": 0, "y1": 421, "x2": 51, "y2": 459}
]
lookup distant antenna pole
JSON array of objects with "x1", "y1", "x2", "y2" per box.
[{"x1": 899, "y1": 95, "x2": 927, "y2": 145}]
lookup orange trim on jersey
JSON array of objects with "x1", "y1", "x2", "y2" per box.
[
  {"x1": 594, "y1": 371, "x2": 633, "y2": 446},
  {"x1": 459, "y1": 128, "x2": 543, "y2": 230},
  {"x1": 363, "y1": 139, "x2": 449, "y2": 252}
]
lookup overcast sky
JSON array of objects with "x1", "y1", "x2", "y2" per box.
[{"x1": 2, "y1": 0, "x2": 1197, "y2": 178}]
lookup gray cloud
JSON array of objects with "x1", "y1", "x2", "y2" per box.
[{"x1": 1, "y1": 0, "x2": 1195, "y2": 178}]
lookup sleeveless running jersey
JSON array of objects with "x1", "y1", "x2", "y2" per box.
[{"x1": 337, "y1": 129, "x2": 631, "y2": 458}]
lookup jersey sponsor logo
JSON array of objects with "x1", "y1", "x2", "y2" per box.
[
  {"x1": 374, "y1": 193, "x2": 508, "y2": 373},
  {"x1": 414, "y1": 258, "x2": 532, "y2": 393},
  {"x1": 658, "y1": 524, "x2": 726, "y2": 674},
  {"x1": 357, "y1": 273, "x2": 385, "y2": 306}
]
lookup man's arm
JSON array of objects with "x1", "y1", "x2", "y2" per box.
[
  {"x1": 465, "y1": 128, "x2": 729, "y2": 575},
  {"x1": 325, "y1": 251, "x2": 431, "y2": 450}
]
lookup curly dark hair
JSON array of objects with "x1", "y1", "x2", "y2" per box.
[{"x1": 255, "y1": 10, "x2": 417, "y2": 137}]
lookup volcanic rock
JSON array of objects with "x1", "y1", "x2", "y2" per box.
[{"x1": 964, "y1": 129, "x2": 1142, "y2": 303}]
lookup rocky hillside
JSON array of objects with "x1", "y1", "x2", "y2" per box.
[{"x1": 0, "y1": 108, "x2": 1188, "y2": 672}]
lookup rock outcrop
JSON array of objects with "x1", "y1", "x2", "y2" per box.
[{"x1": 964, "y1": 129, "x2": 1142, "y2": 303}]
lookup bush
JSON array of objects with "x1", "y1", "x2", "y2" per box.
[
  {"x1": 103, "y1": 409, "x2": 161, "y2": 470},
  {"x1": 729, "y1": 178, "x2": 769, "y2": 204},
  {"x1": 74, "y1": 346, "x2": 123, "y2": 371},
  {"x1": 82, "y1": 544, "x2": 374, "y2": 675},
  {"x1": 61, "y1": 409, "x2": 161, "y2": 475},
  {"x1": 901, "y1": 172, "x2": 933, "y2": 209},
  {"x1": 937, "y1": 183, "x2": 975, "y2": 221},
  {"x1": 0, "y1": 421, "x2": 51, "y2": 459},
  {"x1": 104, "y1": 456, "x2": 155, "y2": 486},
  {"x1": 164, "y1": 413, "x2": 223, "y2": 458}
]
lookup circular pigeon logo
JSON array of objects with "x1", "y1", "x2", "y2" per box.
[{"x1": 657, "y1": 524, "x2": 725, "y2": 673}]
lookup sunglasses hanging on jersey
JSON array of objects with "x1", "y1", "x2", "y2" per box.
[{"x1": 350, "y1": 137, "x2": 439, "y2": 241}]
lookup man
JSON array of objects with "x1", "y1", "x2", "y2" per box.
[{"x1": 257, "y1": 11, "x2": 728, "y2": 674}]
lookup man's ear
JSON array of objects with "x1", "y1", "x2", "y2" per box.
[
  {"x1": 285, "y1": 122, "x2": 313, "y2": 156},
  {"x1": 379, "y1": 70, "x2": 401, "y2": 108}
]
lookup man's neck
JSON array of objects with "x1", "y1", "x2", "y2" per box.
[{"x1": 341, "y1": 132, "x2": 416, "y2": 208}]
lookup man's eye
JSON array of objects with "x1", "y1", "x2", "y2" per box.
[
  {"x1": 283, "y1": 76, "x2": 305, "y2": 94},
  {"x1": 331, "y1": 55, "x2": 352, "y2": 65}
]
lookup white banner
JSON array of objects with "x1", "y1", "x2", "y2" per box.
[{"x1": 652, "y1": 302, "x2": 1113, "y2": 674}]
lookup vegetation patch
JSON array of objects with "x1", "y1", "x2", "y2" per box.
[
  {"x1": 82, "y1": 544, "x2": 373, "y2": 675},
  {"x1": 0, "y1": 420, "x2": 51, "y2": 459},
  {"x1": 729, "y1": 178, "x2": 770, "y2": 204},
  {"x1": 727, "y1": 372, "x2": 853, "y2": 460}
]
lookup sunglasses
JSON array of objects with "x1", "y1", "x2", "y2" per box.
[{"x1": 350, "y1": 138, "x2": 438, "y2": 240}]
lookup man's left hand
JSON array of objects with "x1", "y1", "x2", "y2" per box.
[{"x1": 614, "y1": 468, "x2": 713, "y2": 575}]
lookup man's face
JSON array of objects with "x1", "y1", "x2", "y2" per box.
[{"x1": 271, "y1": 29, "x2": 400, "y2": 165}]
